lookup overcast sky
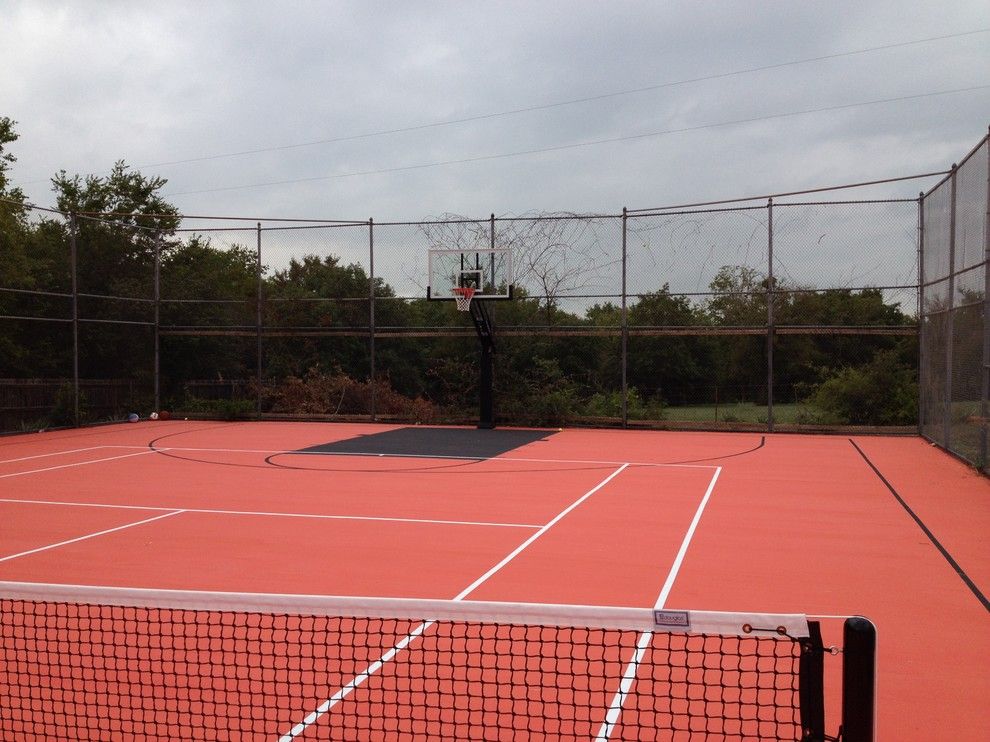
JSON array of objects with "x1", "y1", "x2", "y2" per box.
[{"x1": 2, "y1": 0, "x2": 987, "y2": 224}]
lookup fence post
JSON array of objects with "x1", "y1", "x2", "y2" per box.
[
  {"x1": 489, "y1": 212, "x2": 497, "y2": 324},
  {"x1": 69, "y1": 212, "x2": 80, "y2": 427},
  {"x1": 917, "y1": 193, "x2": 925, "y2": 437},
  {"x1": 621, "y1": 207, "x2": 628, "y2": 428},
  {"x1": 767, "y1": 198, "x2": 775, "y2": 433},
  {"x1": 982, "y1": 132, "x2": 990, "y2": 471},
  {"x1": 256, "y1": 223, "x2": 263, "y2": 420},
  {"x1": 154, "y1": 231, "x2": 161, "y2": 415},
  {"x1": 944, "y1": 167, "x2": 957, "y2": 449},
  {"x1": 369, "y1": 218, "x2": 376, "y2": 422}
]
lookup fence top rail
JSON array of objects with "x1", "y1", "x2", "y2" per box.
[
  {"x1": 6, "y1": 165, "x2": 954, "y2": 228},
  {"x1": 922, "y1": 128, "x2": 990, "y2": 198},
  {"x1": 628, "y1": 170, "x2": 945, "y2": 214}
]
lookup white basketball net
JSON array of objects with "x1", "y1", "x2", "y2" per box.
[{"x1": 452, "y1": 286, "x2": 476, "y2": 311}]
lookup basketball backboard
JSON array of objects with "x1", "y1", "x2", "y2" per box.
[{"x1": 427, "y1": 248, "x2": 513, "y2": 300}]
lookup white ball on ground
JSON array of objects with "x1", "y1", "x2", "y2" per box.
[{"x1": 150, "y1": 412, "x2": 159, "y2": 420}]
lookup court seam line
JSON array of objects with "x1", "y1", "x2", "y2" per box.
[
  {"x1": 595, "y1": 466, "x2": 723, "y2": 740},
  {"x1": 849, "y1": 439, "x2": 989, "y2": 613},
  {"x1": 0, "y1": 448, "x2": 164, "y2": 479},
  {"x1": 0, "y1": 497, "x2": 542, "y2": 530},
  {"x1": 278, "y1": 462, "x2": 631, "y2": 741},
  {"x1": 0, "y1": 510, "x2": 186, "y2": 563},
  {"x1": 90, "y1": 444, "x2": 719, "y2": 469}
]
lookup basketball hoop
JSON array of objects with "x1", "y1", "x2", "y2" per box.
[{"x1": 452, "y1": 286, "x2": 476, "y2": 312}]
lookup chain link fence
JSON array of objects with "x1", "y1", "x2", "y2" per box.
[
  {"x1": 919, "y1": 132, "x2": 989, "y2": 472},
  {"x1": 8, "y1": 134, "x2": 989, "y2": 442}
]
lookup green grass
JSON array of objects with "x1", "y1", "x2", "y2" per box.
[{"x1": 659, "y1": 402, "x2": 806, "y2": 424}]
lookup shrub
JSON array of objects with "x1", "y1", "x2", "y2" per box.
[
  {"x1": 49, "y1": 383, "x2": 88, "y2": 427},
  {"x1": 267, "y1": 367, "x2": 439, "y2": 422},
  {"x1": 808, "y1": 350, "x2": 917, "y2": 425},
  {"x1": 180, "y1": 396, "x2": 255, "y2": 421},
  {"x1": 498, "y1": 357, "x2": 578, "y2": 426}
]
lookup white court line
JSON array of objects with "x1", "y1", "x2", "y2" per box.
[
  {"x1": 0, "y1": 497, "x2": 541, "y2": 530},
  {"x1": 93, "y1": 444, "x2": 719, "y2": 470},
  {"x1": 0, "y1": 446, "x2": 105, "y2": 465},
  {"x1": 594, "y1": 466, "x2": 723, "y2": 741},
  {"x1": 0, "y1": 510, "x2": 185, "y2": 563},
  {"x1": 278, "y1": 463, "x2": 631, "y2": 741},
  {"x1": 0, "y1": 449, "x2": 163, "y2": 479}
]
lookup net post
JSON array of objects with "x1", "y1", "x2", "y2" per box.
[
  {"x1": 841, "y1": 616, "x2": 877, "y2": 742},
  {"x1": 799, "y1": 621, "x2": 826, "y2": 742}
]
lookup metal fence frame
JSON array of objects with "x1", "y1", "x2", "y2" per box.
[
  {"x1": 5, "y1": 132, "x2": 989, "y2": 453},
  {"x1": 3, "y1": 200, "x2": 922, "y2": 434},
  {"x1": 918, "y1": 129, "x2": 990, "y2": 472}
]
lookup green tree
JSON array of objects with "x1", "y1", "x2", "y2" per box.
[
  {"x1": 627, "y1": 285, "x2": 714, "y2": 405},
  {"x1": 0, "y1": 117, "x2": 34, "y2": 375},
  {"x1": 0, "y1": 119, "x2": 76, "y2": 379},
  {"x1": 0, "y1": 116, "x2": 24, "y2": 200},
  {"x1": 41, "y1": 162, "x2": 181, "y2": 397},
  {"x1": 263, "y1": 254, "x2": 381, "y2": 383},
  {"x1": 158, "y1": 236, "x2": 259, "y2": 400},
  {"x1": 705, "y1": 266, "x2": 770, "y2": 402}
]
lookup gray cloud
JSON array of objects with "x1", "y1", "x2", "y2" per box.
[{"x1": 2, "y1": 0, "x2": 987, "y2": 223}]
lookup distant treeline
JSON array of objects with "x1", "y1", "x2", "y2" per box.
[{"x1": 0, "y1": 117, "x2": 918, "y2": 427}]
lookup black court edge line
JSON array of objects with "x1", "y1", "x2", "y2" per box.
[
  {"x1": 849, "y1": 439, "x2": 989, "y2": 613},
  {"x1": 662, "y1": 435, "x2": 765, "y2": 465},
  {"x1": 146, "y1": 424, "x2": 283, "y2": 471}
]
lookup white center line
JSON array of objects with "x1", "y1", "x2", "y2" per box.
[
  {"x1": 278, "y1": 463, "x2": 631, "y2": 741},
  {"x1": 594, "y1": 466, "x2": 723, "y2": 740},
  {"x1": 0, "y1": 510, "x2": 186, "y2": 563},
  {"x1": 0, "y1": 449, "x2": 163, "y2": 479}
]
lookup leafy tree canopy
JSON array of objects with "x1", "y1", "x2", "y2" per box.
[
  {"x1": 0, "y1": 116, "x2": 25, "y2": 202},
  {"x1": 53, "y1": 160, "x2": 180, "y2": 234}
]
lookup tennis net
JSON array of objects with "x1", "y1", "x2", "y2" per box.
[{"x1": 0, "y1": 581, "x2": 873, "y2": 741}]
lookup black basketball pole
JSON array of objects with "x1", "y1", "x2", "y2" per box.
[
  {"x1": 467, "y1": 298, "x2": 496, "y2": 429},
  {"x1": 479, "y1": 338, "x2": 494, "y2": 429}
]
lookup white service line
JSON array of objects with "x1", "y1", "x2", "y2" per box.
[
  {"x1": 0, "y1": 497, "x2": 541, "y2": 530},
  {"x1": 0, "y1": 446, "x2": 105, "y2": 465},
  {"x1": 594, "y1": 466, "x2": 723, "y2": 741},
  {"x1": 278, "y1": 462, "x2": 631, "y2": 741},
  {"x1": 0, "y1": 448, "x2": 163, "y2": 479},
  {"x1": 450, "y1": 463, "x2": 630, "y2": 600},
  {"x1": 0, "y1": 510, "x2": 185, "y2": 563}
]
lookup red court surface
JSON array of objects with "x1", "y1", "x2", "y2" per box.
[{"x1": 1, "y1": 420, "x2": 987, "y2": 740}]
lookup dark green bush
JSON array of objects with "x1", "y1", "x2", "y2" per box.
[{"x1": 808, "y1": 349, "x2": 917, "y2": 425}]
